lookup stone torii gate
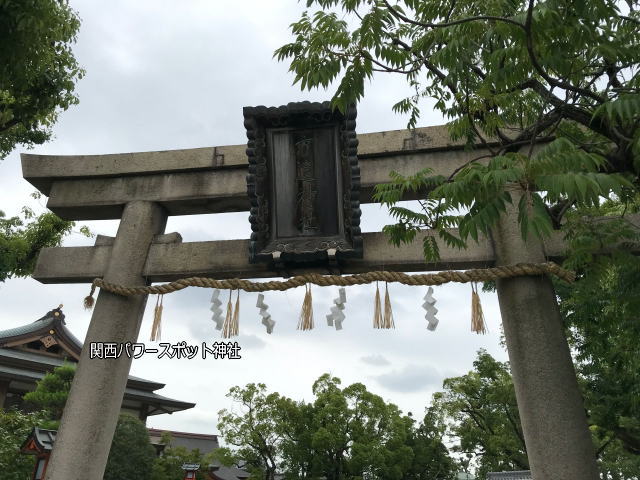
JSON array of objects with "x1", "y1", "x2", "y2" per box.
[{"x1": 23, "y1": 124, "x2": 601, "y2": 480}]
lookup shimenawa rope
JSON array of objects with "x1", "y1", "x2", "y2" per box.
[{"x1": 83, "y1": 261, "x2": 574, "y2": 308}]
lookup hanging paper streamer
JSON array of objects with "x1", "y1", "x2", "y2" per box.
[
  {"x1": 297, "y1": 284, "x2": 314, "y2": 331},
  {"x1": 471, "y1": 283, "x2": 487, "y2": 334},
  {"x1": 210, "y1": 289, "x2": 224, "y2": 331},
  {"x1": 150, "y1": 295, "x2": 163, "y2": 341},
  {"x1": 373, "y1": 282, "x2": 383, "y2": 328},
  {"x1": 326, "y1": 287, "x2": 347, "y2": 330},
  {"x1": 423, "y1": 287, "x2": 439, "y2": 331},
  {"x1": 222, "y1": 290, "x2": 240, "y2": 339},
  {"x1": 256, "y1": 293, "x2": 275, "y2": 334}
]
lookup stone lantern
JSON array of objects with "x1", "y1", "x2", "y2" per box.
[
  {"x1": 181, "y1": 462, "x2": 200, "y2": 479},
  {"x1": 20, "y1": 427, "x2": 56, "y2": 480}
]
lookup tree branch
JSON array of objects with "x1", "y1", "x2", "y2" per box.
[
  {"x1": 361, "y1": 50, "x2": 421, "y2": 74},
  {"x1": 390, "y1": 37, "x2": 460, "y2": 96},
  {"x1": 382, "y1": 0, "x2": 526, "y2": 30},
  {"x1": 620, "y1": 15, "x2": 640, "y2": 25},
  {"x1": 0, "y1": 117, "x2": 21, "y2": 134},
  {"x1": 524, "y1": 0, "x2": 605, "y2": 104}
]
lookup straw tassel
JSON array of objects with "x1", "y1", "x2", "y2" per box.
[
  {"x1": 232, "y1": 290, "x2": 240, "y2": 337},
  {"x1": 83, "y1": 284, "x2": 96, "y2": 309},
  {"x1": 471, "y1": 283, "x2": 487, "y2": 334},
  {"x1": 383, "y1": 283, "x2": 395, "y2": 329},
  {"x1": 150, "y1": 295, "x2": 163, "y2": 341},
  {"x1": 373, "y1": 282, "x2": 383, "y2": 329},
  {"x1": 223, "y1": 290, "x2": 239, "y2": 338},
  {"x1": 297, "y1": 284, "x2": 314, "y2": 331}
]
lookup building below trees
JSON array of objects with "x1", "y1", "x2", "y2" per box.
[{"x1": 0, "y1": 306, "x2": 195, "y2": 420}]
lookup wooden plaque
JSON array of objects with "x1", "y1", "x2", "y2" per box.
[{"x1": 244, "y1": 101, "x2": 362, "y2": 265}]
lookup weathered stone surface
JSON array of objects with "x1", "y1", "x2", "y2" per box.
[
  {"x1": 22, "y1": 125, "x2": 467, "y2": 193},
  {"x1": 28, "y1": 147, "x2": 487, "y2": 220},
  {"x1": 33, "y1": 213, "x2": 638, "y2": 283},
  {"x1": 44, "y1": 201, "x2": 167, "y2": 480},
  {"x1": 22, "y1": 147, "x2": 218, "y2": 194},
  {"x1": 31, "y1": 228, "x2": 565, "y2": 283},
  {"x1": 21, "y1": 125, "x2": 485, "y2": 221},
  {"x1": 492, "y1": 191, "x2": 599, "y2": 480}
]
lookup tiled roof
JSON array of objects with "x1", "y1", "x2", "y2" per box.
[
  {"x1": 0, "y1": 307, "x2": 83, "y2": 355},
  {"x1": 0, "y1": 309, "x2": 59, "y2": 340},
  {"x1": 0, "y1": 363, "x2": 193, "y2": 414},
  {"x1": 487, "y1": 471, "x2": 532, "y2": 480},
  {"x1": 124, "y1": 387, "x2": 195, "y2": 413},
  {"x1": 210, "y1": 465, "x2": 251, "y2": 480},
  {"x1": 0, "y1": 307, "x2": 195, "y2": 416},
  {"x1": 0, "y1": 347, "x2": 67, "y2": 365},
  {"x1": 33, "y1": 427, "x2": 57, "y2": 451},
  {"x1": 0, "y1": 363, "x2": 44, "y2": 382},
  {"x1": 0, "y1": 347, "x2": 75, "y2": 373},
  {"x1": 0, "y1": 346, "x2": 164, "y2": 391},
  {"x1": 148, "y1": 428, "x2": 219, "y2": 453}
]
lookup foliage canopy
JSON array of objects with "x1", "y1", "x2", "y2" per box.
[
  {"x1": 277, "y1": 0, "x2": 640, "y2": 260},
  {"x1": 151, "y1": 431, "x2": 214, "y2": 480},
  {"x1": 555, "y1": 206, "x2": 640, "y2": 477},
  {"x1": 104, "y1": 414, "x2": 157, "y2": 480},
  {"x1": 438, "y1": 347, "x2": 640, "y2": 479},
  {"x1": 217, "y1": 375, "x2": 456, "y2": 480},
  {"x1": 0, "y1": 202, "x2": 91, "y2": 282},
  {"x1": 23, "y1": 362, "x2": 75, "y2": 428},
  {"x1": 0, "y1": 0, "x2": 83, "y2": 158},
  {"x1": 0, "y1": 1, "x2": 87, "y2": 282},
  {"x1": 0, "y1": 408, "x2": 44, "y2": 480}
]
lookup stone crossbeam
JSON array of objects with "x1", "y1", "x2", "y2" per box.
[
  {"x1": 22, "y1": 126, "x2": 489, "y2": 220},
  {"x1": 32, "y1": 230, "x2": 568, "y2": 284},
  {"x1": 33, "y1": 214, "x2": 639, "y2": 284}
]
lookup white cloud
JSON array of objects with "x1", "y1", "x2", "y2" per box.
[
  {"x1": 360, "y1": 354, "x2": 391, "y2": 367},
  {"x1": 374, "y1": 364, "x2": 450, "y2": 393}
]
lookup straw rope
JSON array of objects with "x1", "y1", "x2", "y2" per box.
[{"x1": 83, "y1": 262, "x2": 574, "y2": 307}]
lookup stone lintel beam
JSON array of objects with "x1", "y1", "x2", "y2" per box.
[
  {"x1": 22, "y1": 125, "x2": 467, "y2": 194},
  {"x1": 22, "y1": 126, "x2": 490, "y2": 221},
  {"x1": 32, "y1": 229, "x2": 569, "y2": 284}
]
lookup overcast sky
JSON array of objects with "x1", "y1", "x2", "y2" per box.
[{"x1": 0, "y1": 0, "x2": 509, "y2": 435}]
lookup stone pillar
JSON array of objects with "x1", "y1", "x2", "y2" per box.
[
  {"x1": 45, "y1": 201, "x2": 167, "y2": 480},
  {"x1": 491, "y1": 191, "x2": 598, "y2": 480}
]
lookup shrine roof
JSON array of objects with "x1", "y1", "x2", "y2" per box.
[
  {"x1": 0, "y1": 347, "x2": 165, "y2": 391},
  {"x1": 0, "y1": 362, "x2": 43, "y2": 382},
  {"x1": 0, "y1": 306, "x2": 82, "y2": 357},
  {"x1": 123, "y1": 387, "x2": 195, "y2": 414},
  {"x1": 209, "y1": 465, "x2": 252, "y2": 480},
  {"x1": 0, "y1": 307, "x2": 167, "y2": 390},
  {"x1": 0, "y1": 308, "x2": 194, "y2": 415},
  {"x1": 0, "y1": 363, "x2": 194, "y2": 415},
  {"x1": 148, "y1": 428, "x2": 219, "y2": 453}
]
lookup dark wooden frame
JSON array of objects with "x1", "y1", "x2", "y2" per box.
[{"x1": 244, "y1": 101, "x2": 362, "y2": 265}]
